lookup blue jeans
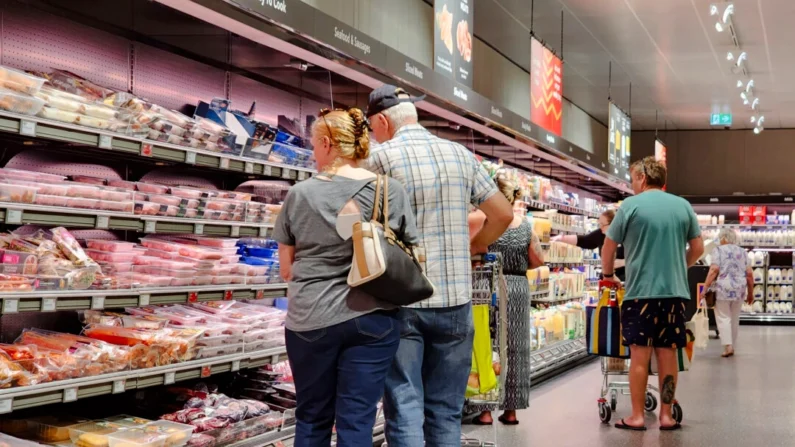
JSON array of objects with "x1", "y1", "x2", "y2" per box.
[
  {"x1": 287, "y1": 311, "x2": 400, "y2": 447},
  {"x1": 384, "y1": 303, "x2": 474, "y2": 447}
]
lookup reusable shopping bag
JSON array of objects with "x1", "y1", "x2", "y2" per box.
[
  {"x1": 650, "y1": 320, "x2": 695, "y2": 373},
  {"x1": 691, "y1": 306, "x2": 709, "y2": 349},
  {"x1": 466, "y1": 305, "x2": 498, "y2": 398},
  {"x1": 586, "y1": 285, "x2": 630, "y2": 359}
]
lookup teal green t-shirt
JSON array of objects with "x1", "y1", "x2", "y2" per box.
[{"x1": 606, "y1": 189, "x2": 701, "y2": 300}]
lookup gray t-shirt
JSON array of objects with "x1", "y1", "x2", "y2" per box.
[{"x1": 273, "y1": 175, "x2": 420, "y2": 332}]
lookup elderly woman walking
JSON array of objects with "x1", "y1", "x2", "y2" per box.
[{"x1": 701, "y1": 228, "x2": 754, "y2": 357}]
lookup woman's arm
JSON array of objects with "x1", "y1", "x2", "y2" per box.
[
  {"x1": 702, "y1": 264, "x2": 719, "y2": 292},
  {"x1": 278, "y1": 244, "x2": 295, "y2": 282},
  {"x1": 746, "y1": 267, "x2": 754, "y2": 304},
  {"x1": 468, "y1": 210, "x2": 486, "y2": 242},
  {"x1": 551, "y1": 234, "x2": 578, "y2": 245},
  {"x1": 528, "y1": 231, "x2": 544, "y2": 269}
]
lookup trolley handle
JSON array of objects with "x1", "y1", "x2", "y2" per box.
[{"x1": 471, "y1": 253, "x2": 497, "y2": 263}]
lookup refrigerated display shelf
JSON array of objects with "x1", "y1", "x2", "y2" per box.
[
  {"x1": 526, "y1": 199, "x2": 600, "y2": 219},
  {"x1": 0, "y1": 111, "x2": 315, "y2": 180},
  {"x1": 740, "y1": 314, "x2": 795, "y2": 324},
  {"x1": 530, "y1": 338, "x2": 591, "y2": 383},
  {"x1": 0, "y1": 283, "x2": 287, "y2": 314},
  {"x1": 0, "y1": 346, "x2": 288, "y2": 414},
  {"x1": 546, "y1": 261, "x2": 584, "y2": 268},
  {"x1": 532, "y1": 294, "x2": 585, "y2": 304},
  {"x1": 227, "y1": 425, "x2": 296, "y2": 447},
  {"x1": 0, "y1": 202, "x2": 274, "y2": 237}
]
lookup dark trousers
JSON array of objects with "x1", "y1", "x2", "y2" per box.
[{"x1": 286, "y1": 311, "x2": 400, "y2": 447}]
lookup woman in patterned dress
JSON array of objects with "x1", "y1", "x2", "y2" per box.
[
  {"x1": 468, "y1": 170, "x2": 544, "y2": 425},
  {"x1": 700, "y1": 228, "x2": 754, "y2": 357}
]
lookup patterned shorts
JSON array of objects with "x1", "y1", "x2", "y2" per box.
[{"x1": 621, "y1": 298, "x2": 687, "y2": 348}]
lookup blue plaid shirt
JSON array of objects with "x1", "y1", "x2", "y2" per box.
[{"x1": 366, "y1": 124, "x2": 498, "y2": 308}]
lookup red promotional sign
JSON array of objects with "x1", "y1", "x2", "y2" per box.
[{"x1": 530, "y1": 38, "x2": 563, "y2": 136}]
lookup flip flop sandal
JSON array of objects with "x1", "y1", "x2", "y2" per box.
[
  {"x1": 614, "y1": 419, "x2": 647, "y2": 431},
  {"x1": 498, "y1": 415, "x2": 519, "y2": 425},
  {"x1": 660, "y1": 423, "x2": 682, "y2": 431}
]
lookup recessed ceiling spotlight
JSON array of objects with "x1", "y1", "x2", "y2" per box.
[
  {"x1": 751, "y1": 115, "x2": 757, "y2": 123},
  {"x1": 736, "y1": 79, "x2": 744, "y2": 88},
  {"x1": 727, "y1": 51, "x2": 734, "y2": 61},
  {"x1": 710, "y1": 4, "x2": 719, "y2": 15},
  {"x1": 754, "y1": 127, "x2": 761, "y2": 134}
]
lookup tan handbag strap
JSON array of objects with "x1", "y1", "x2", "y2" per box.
[
  {"x1": 382, "y1": 175, "x2": 390, "y2": 227},
  {"x1": 371, "y1": 175, "x2": 383, "y2": 222}
]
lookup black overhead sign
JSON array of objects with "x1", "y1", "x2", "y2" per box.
[{"x1": 220, "y1": 0, "x2": 622, "y2": 183}]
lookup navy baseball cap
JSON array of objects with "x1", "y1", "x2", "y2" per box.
[{"x1": 367, "y1": 84, "x2": 426, "y2": 117}]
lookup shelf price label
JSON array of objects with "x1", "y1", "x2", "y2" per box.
[
  {"x1": 224, "y1": 290, "x2": 234, "y2": 301},
  {"x1": 244, "y1": 162, "x2": 255, "y2": 174},
  {"x1": 258, "y1": 226, "x2": 269, "y2": 237},
  {"x1": 113, "y1": 379, "x2": 126, "y2": 394},
  {"x1": 3, "y1": 299, "x2": 18, "y2": 314},
  {"x1": 298, "y1": 171, "x2": 308, "y2": 181},
  {"x1": 0, "y1": 398, "x2": 12, "y2": 414},
  {"x1": 63, "y1": 387, "x2": 78, "y2": 403},
  {"x1": 262, "y1": 165, "x2": 273, "y2": 176},
  {"x1": 164, "y1": 372, "x2": 176, "y2": 385},
  {"x1": 281, "y1": 169, "x2": 292, "y2": 180},
  {"x1": 5, "y1": 209, "x2": 22, "y2": 225},
  {"x1": 91, "y1": 296, "x2": 105, "y2": 310},
  {"x1": 19, "y1": 120, "x2": 36, "y2": 137},
  {"x1": 231, "y1": 360, "x2": 241, "y2": 372},
  {"x1": 96, "y1": 215, "x2": 109, "y2": 229},
  {"x1": 200, "y1": 365, "x2": 212, "y2": 378},
  {"x1": 188, "y1": 292, "x2": 198, "y2": 303},
  {"x1": 255, "y1": 289, "x2": 265, "y2": 300},
  {"x1": 144, "y1": 220, "x2": 157, "y2": 233},
  {"x1": 42, "y1": 298, "x2": 56, "y2": 312},
  {"x1": 139, "y1": 294, "x2": 150, "y2": 306},
  {"x1": 219, "y1": 158, "x2": 230, "y2": 170},
  {"x1": 98, "y1": 134, "x2": 113, "y2": 149},
  {"x1": 230, "y1": 225, "x2": 240, "y2": 238},
  {"x1": 185, "y1": 151, "x2": 197, "y2": 165},
  {"x1": 141, "y1": 143, "x2": 153, "y2": 157},
  {"x1": 194, "y1": 223, "x2": 204, "y2": 235}
]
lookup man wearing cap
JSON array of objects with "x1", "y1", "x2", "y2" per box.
[{"x1": 365, "y1": 84, "x2": 513, "y2": 447}]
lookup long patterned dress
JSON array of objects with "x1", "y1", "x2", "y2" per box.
[{"x1": 468, "y1": 220, "x2": 537, "y2": 413}]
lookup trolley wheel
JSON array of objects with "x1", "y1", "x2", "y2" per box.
[
  {"x1": 672, "y1": 402, "x2": 683, "y2": 423},
  {"x1": 645, "y1": 392, "x2": 658, "y2": 412},
  {"x1": 599, "y1": 402, "x2": 612, "y2": 424},
  {"x1": 610, "y1": 390, "x2": 618, "y2": 411}
]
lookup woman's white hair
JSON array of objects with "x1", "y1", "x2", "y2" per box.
[
  {"x1": 718, "y1": 228, "x2": 739, "y2": 245},
  {"x1": 381, "y1": 102, "x2": 418, "y2": 129}
]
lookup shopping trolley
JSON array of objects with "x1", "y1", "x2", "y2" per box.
[
  {"x1": 461, "y1": 253, "x2": 508, "y2": 447},
  {"x1": 595, "y1": 283, "x2": 684, "y2": 425}
]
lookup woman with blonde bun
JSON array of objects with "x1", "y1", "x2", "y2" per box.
[
  {"x1": 468, "y1": 169, "x2": 544, "y2": 425},
  {"x1": 274, "y1": 108, "x2": 420, "y2": 445}
]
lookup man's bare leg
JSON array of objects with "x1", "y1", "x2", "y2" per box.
[
  {"x1": 654, "y1": 347, "x2": 679, "y2": 428},
  {"x1": 623, "y1": 345, "x2": 653, "y2": 428}
]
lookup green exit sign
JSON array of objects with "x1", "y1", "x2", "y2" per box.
[{"x1": 710, "y1": 113, "x2": 732, "y2": 126}]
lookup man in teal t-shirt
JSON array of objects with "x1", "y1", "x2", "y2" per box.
[{"x1": 602, "y1": 157, "x2": 703, "y2": 432}]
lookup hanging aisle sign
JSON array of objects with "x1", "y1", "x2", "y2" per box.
[
  {"x1": 608, "y1": 102, "x2": 631, "y2": 180},
  {"x1": 434, "y1": 0, "x2": 473, "y2": 87},
  {"x1": 530, "y1": 38, "x2": 563, "y2": 136}
]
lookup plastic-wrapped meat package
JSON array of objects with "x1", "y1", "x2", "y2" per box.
[
  {"x1": 83, "y1": 325, "x2": 163, "y2": 347},
  {"x1": 184, "y1": 397, "x2": 206, "y2": 409},
  {"x1": 187, "y1": 433, "x2": 216, "y2": 447},
  {"x1": 48, "y1": 69, "x2": 115, "y2": 101},
  {"x1": 191, "y1": 417, "x2": 229, "y2": 433},
  {"x1": 0, "y1": 350, "x2": 38, "y2": 388},
  {"x1": 239, "y1": 400, "x2": 270, "y2": 418},
  {"x1": 19, "y1": 329, "x2": 131, "y2": 375},
  {"x1": 50, "y1": 227, "x2": 97, "y2": 268}
]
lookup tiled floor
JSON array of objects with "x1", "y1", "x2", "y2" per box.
[{"x1": 462, "y1": 325, "x2": 794, "y2": 447}]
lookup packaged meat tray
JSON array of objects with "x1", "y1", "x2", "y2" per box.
[
  {"x1": 37, "y1": 106, "x2": 81, "y2": 124},
  {"x1": 135, "y1": 182, "x2": 170, "y2": 195},
  {"x1": 245, "y1": 276, "x2": 269, "y2": 285},
  {"x1": 167, "y1": 187, "x2": 209, "y2": 200},
  {"x1": 194, "y1": 334, "x2": 242, "y2": 348},
  {"x1": 70, "y1": 175, "x2": 107, "y2": 186},
  {"x1": 108, "y1": 179, "x2": 137, "y2": 190},
  {"x1": 194, "y1": 238, "x2": 238, "y2": 248},
  {"x1": 66, "y1": 197, "x2": 100, "y2": 209},
  {"x1": 107, "y1": 428, "x2": 167, "y2": 447},
  {"x1": 99, "y1": 200, "x2": 134, "y2": 212},
  {"x1": 193, "y1": 343, "x2": 244, "y2": 359},
  {"x1": 192, "y1": 276, "x2": 213, "y2": 286},
  {"x1": 66, "y1": 184, "x2": 102, "y2": 199},
  {"x1": 139, "y1": 237, "x2": 183, "y2": 251},
  {"x1": 104, "y1": 416, "x2": 152, "y2": 428},
  {"x1": 0, "y1": 66, "x2": 46, "y2": 95},
  {"x1": 28, "y1": 415, "x2": 90, "y2": 443},
  {"x1": 145, "y1": 421, "x2": 194, "y2": 447},
  {"x1": 68, "y1": 421, "x2": 124, "y2": 447},
  {"x1": 86, "y1": 249, "x2": 136, "y2": 263},
  {"x1": 0, "y1": 182, "x2": 37, "y2": 203},
  {"x1": 83, "y1": 103, "x2": 119, "y2": 120},
  {"x1": 100, "y1": 188, "x2": 135, "y2": 201},
  {"x1": 0, "y1": 89, "x2": 45, "y2": 116},
  {"x1": 133, "y1": 266, "x2": 195, "y2": 278},
  {"x1": 35, "y1": 86, "x2": 87, "y2": 113},
  {"x1": 36, "y1": 183, "x2": 69, "y2": 196},
  {"x1": 178, "y1": 246, "x2": 222, "y2": 261},
  {"x1": 190, "y1": 301, "x2": 236, "y2": 314},
  {"x1": 35, "y1": 194, "x2": 68, "y2": 207},
  {"x1": 153, "y1": 309, "x2": 204, "y2": 327},
  {"x1": 86, "y1": 240, "x2": 136, "y2": 252}
]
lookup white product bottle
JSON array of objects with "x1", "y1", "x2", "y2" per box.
[
  {"x1": 775, "y1": 285, "x2": 781, "y2": 299},
  {"x1": 754, "y1": 285, "x2": 764, "y2": 300},
  {"x1": 754, "y1": 301, "x2": 764, "y2": 313},
  {"x1": 767, "y1": 286, "x2": 775, "y2": 302},
  {"x1": 787, "y1": 302, "x2": 793, "y2": 313},
  {"x1": 754, "y1": 251, "x2": 765, "y2": 267},
  {"x1": 768, "y1": 269, "x2": 775, "y2": 284},
  {"x1": 775, "y1": 269, "x2": 783, "y2": 283},
  {"x1": 788, "y1": 269, "x2": 794, "y2": 282}
]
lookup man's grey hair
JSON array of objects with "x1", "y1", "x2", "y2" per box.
[
  {"x1": 717, "y1": 227, "x2": 738, "y2": 245},
  {"x1": 382, "y1": 102, "x2": 418, "y2": 129}
]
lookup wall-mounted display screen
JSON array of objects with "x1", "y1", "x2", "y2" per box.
[
  {"x1": 530, "y1": 38, "x2": 563, "y2": 136},
  {"x1": 434, "y1": 0, "x2": 473, "y2": 87},
  {"x1": 608, "y1": 102, "x2": 631, "y2": 179}
]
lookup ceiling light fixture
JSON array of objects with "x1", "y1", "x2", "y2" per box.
[
  {"x1": 751, "y1": 116, "x2": 757, "y2": 123},
  {"x1": 727, "y1": 51, "x2": 734, "y2": 61},
  {"x1": 751, "y1": 98, "x2": 760, "y2": 109},
  {"x1": 736, "y1": 79, "x2": 744, "y2": 88},
  {"x1": 711, "y1": 3, "x2": 734, "y2": 32},
  {"x1": 716, "y1": 22, "x2": 724, "y2": 32},
  {"x1": 758, "y1": 116, "x2": 765, "y2": 126},
  {"x1": 745, "y1": 80, "x2": 754, "y2": 92},
  {"x1": 710, "y1": 4, "x2": 719, "y2": 15}
]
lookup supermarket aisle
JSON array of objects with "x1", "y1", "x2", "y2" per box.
[{"x1": 463, "y1": 325, "x2": 795, "y2": 447}]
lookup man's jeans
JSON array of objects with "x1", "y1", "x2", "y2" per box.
[
  {"x1": 384, "y1": 303, "x2": 474, "y2": 447},
  {"x1": 287, "y1": 311, "x2": 400, "y2": 447}
]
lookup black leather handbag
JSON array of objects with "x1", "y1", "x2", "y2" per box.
[{"x1": 347, "y1": 175, "x2": 434, "y2": 305}]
